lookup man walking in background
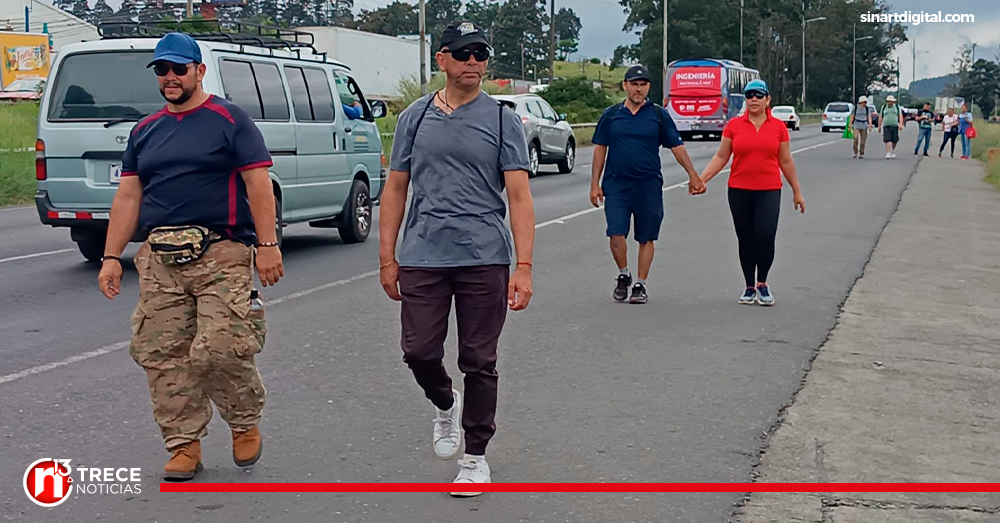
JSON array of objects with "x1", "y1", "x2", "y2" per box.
[
  {"x1": 914, "y1": 102, "x2": 934, "y2": 156},
  {"x1": 850, "y1": 96, "x2": 873, "y2": 159},
  {"x1": 878, "y1": 95, "x2": 904, "y2": 159},
  {"x1": 590, "y1": 65, "x2": 704, "y2": 304}
]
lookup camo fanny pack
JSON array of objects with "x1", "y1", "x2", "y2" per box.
[{"x1": 147, "y1": 225, "x2": 220, "y2": 266}]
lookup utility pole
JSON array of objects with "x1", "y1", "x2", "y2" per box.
[
  {"x1": 852, "y1": 23, "x2": 873, "y2": 106},
  {"x1": 740, "y1": 0, "x2": 744, "y2": 64},
  {"x1": 419, "y1": 0, "x2": 427, "y2": 95},
  {"x1": 662, "y1": 0, "x2": 668, "y2": 105},
  {"x1": 970, "y1": 43, "x2": 977, "y2": 112},
  {"x1": 549, "y1": 0, "x2": 555, "y2": 83},
  {"x1": 801, "y1": 2, "x2": 826, "y2": 110},
  {"x1": 521, "y1": 42, "x2": 526, "y2": 82},
  {"x1": 186, "y1": 0, "x2": 193, "y2": 18}
]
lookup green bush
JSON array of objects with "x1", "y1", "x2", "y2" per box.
[{"x1": 539, "y1": 77, "x2": 610, "y2": 110}]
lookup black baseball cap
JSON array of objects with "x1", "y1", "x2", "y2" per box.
[
  {"x1": 438, "y1": 21, "x2": 491, "y2": 52},
  {"x1": 624, "y1": 65, "x2": 651, "y2": 82}
]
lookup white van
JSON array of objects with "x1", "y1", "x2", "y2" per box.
[{"x1": 35, "y1": 22, "x2": 387, "y2": 261}]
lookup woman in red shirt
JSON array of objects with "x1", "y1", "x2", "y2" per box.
[{"x1": 698, "y1": 80, "x2": 806, "y2": 306}]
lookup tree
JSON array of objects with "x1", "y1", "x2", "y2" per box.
[
  {"x1": 355, "y1": 1, "x2": 418, "y2": 36},
  {"x1": 53, "y1": 0, "x2": 75, "y2": 16},
  {"x1": 616, "y1": 0, "x2": 906, "y2": 106},
  {"x1": 464, "y1": 0, "x2": 501, "y2": 35},
  {"x1": 553, "y1": 7, "x2": 581, "y2": 43},
  {"x1": 89, "y1": 0, "x2": 115, "y2": 25},
  {"x1": 331, "y1": 0, "x2": 355, "y2": 27},
  {"x1": 68, "y1": 0, "x2": 90, "y2": 23},
  {"x1": 427, "y1": 0, "x2": 461, "y2": 39},
  {"x1": 283, "y1": 0, "x2": 311, "y2": 27},
  {"x1": 956, "y1": 58, "x2": 1000, "y2": 118},
  {"x1": 491, "y1": 0, "x2": 549, "y2": 80},
  {"x1": 557, "y1": 39, "x2": 577, "y2": 61}
]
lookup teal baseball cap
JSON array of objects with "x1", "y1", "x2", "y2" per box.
[
  {"x1": 147, "y1": 32, "x2": 202, "y2": 67},
  {"x1": 744, "y1": 79, "x2": 769, "y2": 95}
]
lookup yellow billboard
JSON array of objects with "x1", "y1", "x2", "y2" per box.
[{"x1": 1, "y1": 32, "x2": 50, "y2": 89}]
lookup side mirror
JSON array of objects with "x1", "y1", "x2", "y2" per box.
[
  {"x1": 370, "y1": 100, "x2": 387, "y2": 119},
  {"x1": 558, "y1": 113, "x2": 568, "y2": 122}
]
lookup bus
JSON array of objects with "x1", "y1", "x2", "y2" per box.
[{"x1": 665, "y1": 58, "x2": 760, "y2": 140}]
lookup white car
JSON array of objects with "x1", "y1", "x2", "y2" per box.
[
  {"x1": 771, "y1": 105, "x2": 800, "y2": 130},
  {"x1": 821, "y1": 101, "x2": 853, "y2": 132},
  {"x1": 494, "y1": 94, "x2": 575, "y2": 177}
]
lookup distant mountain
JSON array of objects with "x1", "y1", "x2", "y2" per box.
[{"x1": 909, "y1": 74, "x2": 959, "y2": 99}]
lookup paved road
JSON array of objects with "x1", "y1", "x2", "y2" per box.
[{"x1": 2, "y1": 126, "x2": 920, "y2": 522}]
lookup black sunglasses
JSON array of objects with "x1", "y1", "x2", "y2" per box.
[
  {"x1": 445, "y1": 46, "x2": 490, "y2": 62},
  {"x1": 153, "y1": 62, "x2": 194, "y2": 77},
  {"x1": 745, "y1": 90, "x2": 768, "y2": 99}
]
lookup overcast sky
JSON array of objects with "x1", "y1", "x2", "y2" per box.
[{"x1": 92, "y1": 0, "x2": 998, "y2": 87}]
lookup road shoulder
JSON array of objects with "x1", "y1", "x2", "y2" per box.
[{"x1": 737, "y1": 156, "x2": 1000, "y2": 521}]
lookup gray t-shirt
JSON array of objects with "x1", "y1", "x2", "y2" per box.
[
  {"x1": 853, "y1": 104, "x2": 872, "y2": 129},
  {"x1": 390, "y1": 92, "x2": 530, "y2": 268}
]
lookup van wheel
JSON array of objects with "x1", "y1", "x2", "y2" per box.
[
  {"x1": 338, "y1": 180, "x2": 372, "y2": 244},
  {"x1": 274, "y1": 193, "x2": 284, "y2": 248},
  {"x1": 557, "y1": 141, "x2": 575, "y2": 174},
  {"x1": 76, "y1": 236, "x2": 105, "y2": 263}
]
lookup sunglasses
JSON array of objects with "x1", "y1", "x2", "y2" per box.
[
  {"x1": 445, "y1": 46, "x2": 490, "y2": 62},
  {"x1": 153, "y1": 62, "x2": 194, "y2": 77},
  {"x1": 745, "y1": 90, "x2": 768, "y2": 100}
]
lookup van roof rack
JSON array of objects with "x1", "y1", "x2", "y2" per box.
[{"x1": 97, "y1": 19, "x2": 326, "y2": 60}]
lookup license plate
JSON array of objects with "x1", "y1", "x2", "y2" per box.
[{"x1": 109, "y1": 164, "x2": 122, "y2": 184}]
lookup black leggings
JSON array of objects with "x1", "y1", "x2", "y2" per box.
[
  {"x1": 728, "y1": 188, "x2": 781, "y2": 288},
  {"x1": 939, "y1": 129, "x2": 959, "y2": 155}
]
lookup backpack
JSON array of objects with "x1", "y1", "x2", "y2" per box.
[{"x1": 409, "y1": 93, "x2": 511, "y2": 181}]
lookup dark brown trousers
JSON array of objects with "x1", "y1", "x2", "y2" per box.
[{"x1": 398, "y1": 265, "x2": 509, "y2": 456}]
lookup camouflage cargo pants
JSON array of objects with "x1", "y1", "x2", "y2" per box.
[{"x1": 129, "y1": 240, "x2": 266, "y2": 451}]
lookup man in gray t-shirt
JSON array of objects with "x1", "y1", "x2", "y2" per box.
[{"x1": 378, "y1": 21, "x2": 535, "y2": 494}]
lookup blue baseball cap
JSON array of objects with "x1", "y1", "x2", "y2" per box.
[
  {"x1": 744, "y1": 79, "x2": 769, "y2": 95},
  {"x1": 147, "y1": 32, "x2": 202, "y2": 67}
]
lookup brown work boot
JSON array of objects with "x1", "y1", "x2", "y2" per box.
[
  {"x1": 163, "y1": 441, "x2": 203, "y2": 481},
  {"x1": 232, "y1": 427, "x2": 263, "y2": 467}
]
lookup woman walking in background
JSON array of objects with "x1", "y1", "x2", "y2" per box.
[
  {"x1": 938, "y1": 107, "x2": 959, "y2": 158},
  {"x1": 958, "y1": 103, "x2": 974, "y2": 160},
  {"x1": 698, "y1": 80, "x2": 806, "y2": 306}
]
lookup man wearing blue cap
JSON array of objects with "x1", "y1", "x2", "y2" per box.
[
  {"x1": 98, "y1": 32, "x2": 283, "y2": 481},
  {"x1": 590, "y1": 64, "x2": 704, "y2": 304}
]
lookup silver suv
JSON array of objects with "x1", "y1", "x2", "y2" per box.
[{"x1": 494, "y1": 94, "x2": 575, "y2": 177}]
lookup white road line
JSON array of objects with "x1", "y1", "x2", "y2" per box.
[
  {"x1": 0, "y1": 341, "x2": 128, "y2": 385},
  {"x1": 0, "y1": 137, "x2": 842, "y2": 385},
  {"x1": 0, "y1": 249, "x2": 74, "y2": 264}
]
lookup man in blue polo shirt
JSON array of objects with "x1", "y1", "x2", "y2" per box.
[
  {"x1": 590, "y1": 65, "x2": 704, "y2": 304},
  {"x1": 97, "y1": 32, "x2": 283, "y2": 481}
]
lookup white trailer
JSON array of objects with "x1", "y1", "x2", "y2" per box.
[{"x1": 296, "y1": 26, "x2": 431, "y2": 101}]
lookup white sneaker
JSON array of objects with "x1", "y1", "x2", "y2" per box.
[
  {"x1": 891, "y1": 151, "x2": 897, "y2": 158},
  {"x1": 432, "y1": 389, "x2": 462, "y2": 459},
  {"x1": 885, "y1": 152, "x2": 892, "y2": 159},
  {"x1": 450, "y1": 455, "x2": 490, "y2": 497}
]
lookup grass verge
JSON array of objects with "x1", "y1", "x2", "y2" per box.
[
  {"x1": 0, "y1": 102, "x2": 38, "y2": 206},
  {"x1": 971, "y1": 122, "x2": 1000, "y2": 190}
]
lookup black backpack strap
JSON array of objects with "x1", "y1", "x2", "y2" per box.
[
  {"x1": 408, "y1": 94, "x2": 437, "y2": 161},
  {"x1": 498, "y1": 100, "x2": 504, "y2": 180}
]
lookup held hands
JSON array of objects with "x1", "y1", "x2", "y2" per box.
[
  {"x1": 688, "y1": 175, "x2": 706, "y2": 195},
  {"x1": 256, "y1": 246, "x2": 284, "y2": 287},
  {"x1": 98, "y1": 260, "x2": 123, "y2": 300}
]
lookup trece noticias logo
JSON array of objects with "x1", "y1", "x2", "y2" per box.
[{"x1": 23, "y1": 459, "x2": 143, "y2": 507}]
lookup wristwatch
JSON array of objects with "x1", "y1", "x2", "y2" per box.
[
  {"x1": 258, "y1": 241, "x2": 279, "y2": 248},
  {"x1": 101, "y1": 255, "x2": 121, "y2": 263}
]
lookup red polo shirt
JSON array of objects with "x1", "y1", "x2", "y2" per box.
[{"x1": 722, "y1": 112, "x2": 790, "y2": 191}]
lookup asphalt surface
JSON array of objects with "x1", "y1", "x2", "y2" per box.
[{"x1": 1, "y1": 125, "x2": 920, "y2": 522}]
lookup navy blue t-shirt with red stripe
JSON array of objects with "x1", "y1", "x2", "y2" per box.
[{"x1": 121, "y1": 95, "x2": 272, "y2": 245}]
